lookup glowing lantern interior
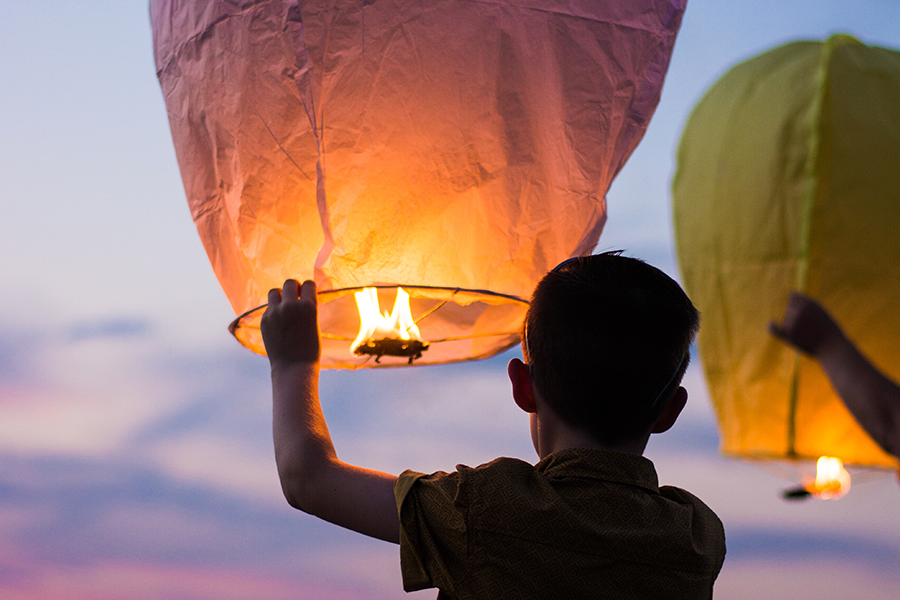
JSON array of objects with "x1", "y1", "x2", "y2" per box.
[
  {"x1": 151, "y1": 0, "x2": 687, "y2": 368},
  {"x1": 674, "y1": 35, "x2": 900, "y2": 468}
]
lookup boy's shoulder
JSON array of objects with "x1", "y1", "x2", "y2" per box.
[
  {"x1": 401, "y1": 447, "x2": 681, "y2": 501},
  {"x1": 397, "y1": 448, "x2": 725, "y2": 596},
  {"x1": 403, "y1": 448, "x2": 721, "y2": 530}
]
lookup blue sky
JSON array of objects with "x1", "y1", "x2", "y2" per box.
[{"x1": 2, "y1": 1, "x2": 900, "y2": 598}]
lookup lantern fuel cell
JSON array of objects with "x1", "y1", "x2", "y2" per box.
[
  {"x1": 782, "y1": 457, "x2": 852, "y2": 501},
  {"x1": 781, "y1": 487, "x2": 812, "y2": 501},
  {"x1": 353, "y1": 339, "x2": 429, "y2": 365},
  {"x1": 152, "y1": 0, "x2": 687, "y2": 368},
  {"x1": 350, "y1": 287, "x2": 429, "y2": 364}
]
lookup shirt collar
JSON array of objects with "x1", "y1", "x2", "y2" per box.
[{"x1": 535, "y1": 447, "x2": 660, "y2": 493}]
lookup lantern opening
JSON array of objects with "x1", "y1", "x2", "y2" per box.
[
  {"x1": 229, "y1": 285, "x2": 528, "y2": 369},
  {"x1": 350, "y1": 287, "x2": 429, "y2": 364},
  {"x1": 782, "y1": 456, "x2": 851, "y2": 500}
]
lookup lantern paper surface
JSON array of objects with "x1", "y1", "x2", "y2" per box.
[
  {"x1": 673, "y1": 35, "x2": 900, "y2": 467},
  {"x1": 151, "y1": 0, "x2": 686, "y2": 368}
]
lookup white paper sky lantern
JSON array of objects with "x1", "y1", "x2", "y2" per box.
[{"x1": 151, "y1": 0, "x2": 686, "y2": 368}]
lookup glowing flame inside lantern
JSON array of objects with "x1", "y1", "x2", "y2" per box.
[
  {"x1": 351, "y1": 288, "x2": 429, "y2": 364},
  {"x1": 782, "y1": 455, "x2": 852, "y2": 500},
  {"x1": 808, "y1": 456, "x2": 851, "y2": 499}
]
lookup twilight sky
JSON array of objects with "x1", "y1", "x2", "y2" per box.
[{"x1": 2, "y1": 1, "x2": 900, "y2": 599}]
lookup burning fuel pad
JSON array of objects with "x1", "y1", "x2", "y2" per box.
[
  {"x1": 350, "y1": 288, "x2": 427, "y2": 364},
  {"x1": 782, "y1": 456, "x2": 851, "y2": 500},
  {"x1": 673, "y1": 35, "x2": 900, "y2": 477},
  {"x1": 151, "y1": 0, "x2": 686, "y2": 368}
]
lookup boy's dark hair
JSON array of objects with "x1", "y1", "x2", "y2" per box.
[{"x1": 523, "y1": 251, "x2": 699, "y2": 446}]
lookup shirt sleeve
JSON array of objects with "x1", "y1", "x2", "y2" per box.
[{"x1": 394, "y1": 468, "x2": 469, "y2": 594}]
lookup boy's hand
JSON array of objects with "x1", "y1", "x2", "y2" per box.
[
  {"x1": 261, "y1": 279, "x2": 321, "y2": 367},
  {"x1": 263, "y1": 279, "x2": 401, "y2": 542},
  {"x1": 769, "y1": 292, "x2": 843, "y2": 357}
]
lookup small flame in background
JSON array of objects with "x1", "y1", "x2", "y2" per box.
[
  {"x1": 351, "y1": 287, "x2": 423, "y2": 353},
  {"x1": 809, "y1": 455, "x2": 851, "y2": 499}
]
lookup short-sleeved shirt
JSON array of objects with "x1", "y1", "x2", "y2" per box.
[{"x1": 395, "y1": 448, "x2": 725, "y2": 600}]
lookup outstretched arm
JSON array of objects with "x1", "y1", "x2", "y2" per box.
[
  {"x1": 262, "y1": 279, "x2": 400, "y2": 543},
  {"x1": 770, "y1": 292, "x2": 900, "y2": 459}
]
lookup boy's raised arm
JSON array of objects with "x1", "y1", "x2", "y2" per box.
[
  {"x1": 262, "y1": 279, "x2": 400, "y2": 543},
  {"x1": 770, "y1": 292, "x2": 900, "y2": 459}
]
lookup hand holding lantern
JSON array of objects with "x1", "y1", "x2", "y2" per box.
[
  {"x1": 262, "y1": 280, "x2": 322, "y2": 367},
  {"x1": 769, "y1": 293, "x2": 845, "y2": 358}
]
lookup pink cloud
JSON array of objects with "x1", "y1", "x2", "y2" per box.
[{"x1": 0, "y1": 559, "x2": 381, "y2": 600}]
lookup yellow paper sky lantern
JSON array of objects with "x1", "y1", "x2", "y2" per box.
[
  {"x1": 151, "y1": 0, "x2": 685, "y2": 368},
  {"x1": 673, "y1": 34, "x2": 900, "y2": 468}
]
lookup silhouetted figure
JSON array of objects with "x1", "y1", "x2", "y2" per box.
[
  {"x1": 261, "y1": 253, "x2": 725, "y2": 599},
  {"x1": 771, "y1": 292, "x2": 900, "y2": 459}
]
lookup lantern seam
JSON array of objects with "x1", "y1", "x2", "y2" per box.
[{"x1": 787, "y1": 36, "x2": 840, "y2": 458}]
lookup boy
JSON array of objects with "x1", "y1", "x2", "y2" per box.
[{"x1": 261, "y1": 252, "x2": 725, "y2": 599}]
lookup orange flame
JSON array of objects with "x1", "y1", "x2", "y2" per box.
[
  {"x1": 807, "y1": 456, "x2": 851, "y2": 499},
  {"x1": 350, "y1": 287, "x2": 423, "y2": 354}
]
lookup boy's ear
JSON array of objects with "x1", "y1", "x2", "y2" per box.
[
  {"x1": 650, "y1": 386, "x2": 688, "y2": 434},
  {"x1": 508, "y1": 358, "x2": 537, "y2": 414}
]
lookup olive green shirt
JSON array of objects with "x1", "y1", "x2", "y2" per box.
[{"x1": 395, "y1": 448, "x2": 725, "y2": 599}]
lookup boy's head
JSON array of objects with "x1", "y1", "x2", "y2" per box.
[{"x1": 523, "y1": 252, "x2": 699, "y2": 447}]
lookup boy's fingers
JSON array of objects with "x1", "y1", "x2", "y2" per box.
[
  {"x1": 268, "y1": 286, "x2": 283, "y2": 307},
  {"x1": 282, "y1": 278, "x2": 301, "y2": 300},
  {"x1": 300, "y1": 280, "x2": 317, "y2": 305}
]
